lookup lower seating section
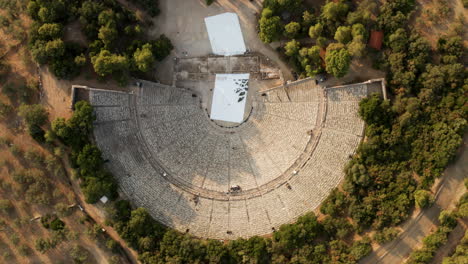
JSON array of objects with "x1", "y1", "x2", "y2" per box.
[{"x1": 89, "y1": 79, "x2": 372, "y2": 239}]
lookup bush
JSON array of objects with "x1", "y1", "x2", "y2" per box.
[
  {"x1": 41, "y1": 214, "x2": 65, "y2": 230},
  {"x1": 35, "y1": 238, "x2": 53, "y2": 253},
  {"x1": 50, "y1": 218, "x2": 65, "y2": 231}
]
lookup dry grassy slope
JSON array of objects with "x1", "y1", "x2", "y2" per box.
[
  {"x1": 412, "y1": 0, "x2": 468, "y2": 48},
  {"x1": 0, "y1": 9, "x2": 129, "y2": 264}
]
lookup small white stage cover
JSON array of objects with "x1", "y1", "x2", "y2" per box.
[
  {"x1": 211, "y1": 74, "x2": 249, "y2": 123},
  {"x1": 204, "y1": 13, "x2": 246, "y2": 56}
]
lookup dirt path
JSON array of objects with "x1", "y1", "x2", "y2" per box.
[{"x1": 360, "y1": 134, "x2": 468, "y2": 264}]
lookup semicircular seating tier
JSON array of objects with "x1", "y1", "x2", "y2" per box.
[{"x1": 89, "y1": 78, "x2": 370, "y2": 239}]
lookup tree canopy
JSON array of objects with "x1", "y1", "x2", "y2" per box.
[{"x1": 325, "y1": 47, "x2": 350, "y2": 77}]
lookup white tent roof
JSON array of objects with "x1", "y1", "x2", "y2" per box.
[
  {"x1": 100, "y1": 196, "x2": 109, "y2": 204},
  {"x1": 204, "y1": 13, "x2": 246, "y2": 56},
  {"x1": 210, "y1": 74, "x2": 249, "y2": 123}
]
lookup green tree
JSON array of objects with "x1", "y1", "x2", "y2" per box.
[
  {"x1": 437, "y1": 36, "x2": 464, "y2": 58},
  {"x1": 18, "y1": 104, "x2": 48, "y2": 128},
  {"x1": 299, "y1": 45, "x2": 323, "y2": 77},
  {"x1": 91, "y1": 50, "x2": 128, "y2": 77},
  {"x1": 439, "y1": 210, "x2": 457, "y2": 228},
  {"x1": 45, "y1": 39, "x2": 65, "y2": 59},
  {"x1": 334, "y1": 26, "x2": 352, "y2": 44},
  {"x1": 351, "y1": 23, "x2": 367, "y2": 39},
  {"x1": 52, "y1": 101, "x2": 95, "y2": 149},
  {"x1": 284, "y1": 39, "x2": 300, "y2": 57},
  {"x1": 348, "y1": 35, "x2": 366, "y2": 57},
  {"x1": 77, "y1": 144, "x2": 103, "y2": 177},
  {"x1": 98, "y1": 9, "x2": 115, "y2": 26},
  {"x1": 388, "y1": 28, "x2": 408, "y2": 52},
  {"x1": 37, "y1": 23, "x2": 62, "y2": 39},
  {"x1": 74, "y1": 54, "x2": 87, "y2": 67},
  {"x1": 133, "y1": 43, "x2": 155, "y2": 72},
  {"x1": 320, "y1": 189, "x2": 347, "y2": 216},
  {"x1": 308, "y1": 23, "x2": 323, "y2": 39},
  {"x1": 373, "y1": 227, "x2": 399, "y2": 244},
  {"x1": 284, "y1": 21, "x2": 301, "y2": 38},
  {"x1": 151, "y1": 34, "x2": 174, "y2": 61},
  {"x1": 414, "y1": 190, "x2": 434, "y2": 209},
  {"x1": 321, "y1": 1, "x2": 349, "y2": 21},
  {"x1": 350, "y1": 238, "x2": 372, "y2": 260},
  {"x1": 82, "y1": 175, "x2": 117, "y2": 203},
  {"x1": 302, "y1": 10, "x2": 315, "y2": 28},
  {"x1": 358, "y1": 94, "x2": 392, "y2": 126},
  {"x1": 325, "y1": 46, "x2": 350, "y2": 77},
  {"x1": 98, "y1": 24, "x2": 118, "y2": 48},
  {"x1": 259, "y1": 8, "x2": 283, "y2": 43},
  {"x1": 30, "y1": 40, "x2": 48, "y2": 64}
]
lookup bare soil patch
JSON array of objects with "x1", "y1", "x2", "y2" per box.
[{"x1": 412, "y1": 0, "x2": 468, "y2": 48}]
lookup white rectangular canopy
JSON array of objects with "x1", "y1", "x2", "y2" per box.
[
  {"x1": 204, "y1": 13, "x2": 246, "y2": 56},
  {"x1": 211, "y1": 74, "x2": 249, "y2": 123}
]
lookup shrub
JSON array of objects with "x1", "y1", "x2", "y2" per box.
[
  {"x1": 70, "y1": 244, "x2": 89, "y2": 263},
  {"x1": 0, "y1": 101, "x2": 13, "y2": 120},
  {"x1": 50, "y1": 218, "x2": 65, "y2": 231},
  {"x1": 0, "y1": 199, "x2": 13, "y2": 212},
  {"x1": 34, "y1": 238, "x2": 53, "y2": 252}
]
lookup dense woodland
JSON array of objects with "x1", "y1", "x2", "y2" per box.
[
  {"x1": 27, "y1": 0, "x2": 172, "y2": 84},
  {"x1": 0, "y1": 0, "x2": 466, "y2": 263}
]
